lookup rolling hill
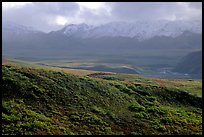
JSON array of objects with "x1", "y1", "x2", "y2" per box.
[
  {"x1": 173, "y1": 50, "x2": 202, "y2": 79},
  {"x1": 2, "y1": 64, "x2": 202, "y2": 135}
]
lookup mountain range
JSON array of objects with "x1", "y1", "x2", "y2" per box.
[
  {"x1": 3, "y1": 20, "x2": 202, "y2": 40},
  {"x1": 2, "y1": 20, "x2": 202, "y2": 69},
  {"x1": 61, "y1": 20, "x2": 201, "y2": 40}
]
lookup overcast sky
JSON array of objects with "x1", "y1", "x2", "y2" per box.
[{"x1": 2, "y1": 2, "x2": 202, "y2": 32}]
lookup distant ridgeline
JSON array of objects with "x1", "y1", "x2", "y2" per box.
[
  {"x1": 173, "y1": 50, "x2": 202, "y2": 79},
  {"x1": 2, "y1": 21, "x2": 202, "y2": 58}
]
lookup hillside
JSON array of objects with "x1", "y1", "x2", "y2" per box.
[
  {"x1": 173, "y1": 50, "x2": 202, "y2": 79},
  {"x1": 2, "y1": 64, "x2": 202, "y2": 135}
]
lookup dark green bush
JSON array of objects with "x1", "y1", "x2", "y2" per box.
[{"x1": 128, "y1": 103, "x2": 145, "y2": 112}]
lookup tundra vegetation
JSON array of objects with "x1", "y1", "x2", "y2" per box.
[{"x1": 2, "y1": 64, "x2": 202, "y2": 135}]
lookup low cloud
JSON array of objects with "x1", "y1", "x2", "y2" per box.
[
  {"x1": 3, "y1": 2, "x2": 202, "y2": 32},
  {"x1": 110, "y1": 2, "x2": 202, "y2": 21},
  {"x1": 3, "y1": 2, "x2": 80, "y2": 32}
]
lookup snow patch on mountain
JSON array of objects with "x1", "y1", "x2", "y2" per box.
[
  {"x1": 2, "y1": 21, "x2": 40, "y2": 34},
  {"x1": 63, "y1": 23, "x2": 95, "y2": 37},
  {"x1": 3, "y1": 20, "x2": 201, "y2": 41},
  {"x1": 62, "y1": 20, "x2": 202, "y2": 41}
]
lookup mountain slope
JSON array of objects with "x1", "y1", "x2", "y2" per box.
[
  {"x1": 173, "y1": 50, "x2": 202, "y2": 78},
  {"x1": 2, "y1": 21, "x2": 202, "y2": 69},
  {"x1": 2, "y1": 23, "x2": 201, "y2": 56},
  {"x1": 61, "y1": 20, "x2": 201, "y2": 40},
  {"x1": 2, "y1": 64, "x2": 202, "y2": 135}
]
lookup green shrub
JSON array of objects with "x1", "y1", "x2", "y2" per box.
[
  {"x1": 156, "y1": 124, "x2": 166, "y2": 132},
  {"x1": 130, "y1": 132, "x2": 142, "y2": 135},
  {"x1": 70, "y1": 115, "x2": 81, "y2": 121},
  {"x1": 106, "y1": 111, "x2": 116, "y2": 120},
  {"x1": 146, "y1": 96, "x2": 157, "y2": 102},
  {"x1": 83, "y1": 114, "x2": 104, "y2": 125},
  {"x1": 91, "y1": 106, "x2": 105, "y2": 115},
  {"x1": 134, "y1": 112, "x2": 149, "y2": 119},
  {"x1": 128, "y1": 103, "x2": 145, "y2": 112},
  {"x1": 161, "y1": 117, "x2": 173, "y2": 124},
  {"x1": 115, "y1": 84, "x2": 134, "y2": 94},
  {"x1": 147, "y1": 107, "x2": 166, "y2": 115}
]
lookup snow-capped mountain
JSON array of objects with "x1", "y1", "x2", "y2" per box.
[
  {"x1": 62, "y1": 20, "x2": 202, "y2": 41},
  {"x1": 3, "y1": 20, "x2": 202, "y2": 60},
  {"x1": 3, "y1": 20, "x2": 201, "y2": 41},
  {"x1": 2, "y1": 21, "x2": 41, "y2": 34},
  {"x1": 63, "y1": 23, "x2": 94, "y2": 37}
]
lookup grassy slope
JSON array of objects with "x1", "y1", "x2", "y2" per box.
[
  {"x1": 89, "y1": 73, "x2": 202, "y2": 97},
  {"x1": 2, "y1": 57, "x2": 98, "y2": 76},
  {"x1": 2, "y1": 64, "x2": 202, "y2": 135}
]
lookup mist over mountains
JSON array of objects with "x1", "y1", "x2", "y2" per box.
[
  {"x1": 3, "y1": 20, "x2": 201, "y2": 39},
  {"x1": 2, "y1": 19, "x2": 202, "y2": 76},
  {"x1": 2, "y1": 20, "x2": 202, "y2": 58},
  {"x1": 60, "y1": 20, "x2": 201, "y2": 40}
]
